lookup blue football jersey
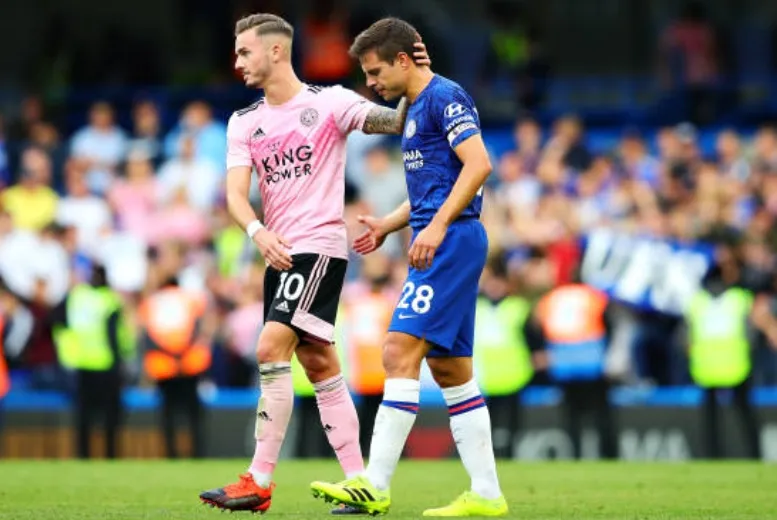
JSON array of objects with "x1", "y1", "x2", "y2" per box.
[{"x1": 401, "y1": 75, "x2": 483, "y2": 230}]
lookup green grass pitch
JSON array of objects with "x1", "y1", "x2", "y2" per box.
[{"x1": 0, "y1": 460, "x2": 775, "y2": 519}]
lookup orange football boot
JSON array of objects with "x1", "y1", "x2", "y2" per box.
[{"x1": 200, "y1": 473, "x2": 275, "y2": 513}]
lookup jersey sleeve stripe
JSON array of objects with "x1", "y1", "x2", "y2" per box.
[{"x1": 235, "y1": 99, "x2": 265, "y2": 116}]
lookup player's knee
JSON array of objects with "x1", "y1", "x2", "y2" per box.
[
  {"x1": 255, "y1": 323, "x2": 297, "y2": 365},
  {"x1": 427, "y1": 358, "x2": 472, "y2": 389},
  {"x1": 255, "y1": 339, "x2": 287, "y2": 365},
  {"x1": 296, "y1": 343, "x2": 340, "y2": 383},
  {"x1": 382, "y1": 334, "x2": 425, "y2": 379}
]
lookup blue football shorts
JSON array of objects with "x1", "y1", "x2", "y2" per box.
[{"x1": 387, "y1": 219, "x2": 488, "y2": 357}]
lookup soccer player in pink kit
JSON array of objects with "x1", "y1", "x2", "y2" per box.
[{"x1": 198, "y1": 13, "x2": 429, "y2": 514}]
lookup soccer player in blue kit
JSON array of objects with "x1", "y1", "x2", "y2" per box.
[{"x1": 311, "y1": 18, "x2": 507, "y2": 517}]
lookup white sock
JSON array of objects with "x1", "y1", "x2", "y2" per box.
[
  {"x1": 442, "y1": 379, "x2": 502, "y2": 500},
  {"x1": 365, "y1": 378, "x2": 420, "y2": 491},
  {"x1": 249, "y1": 470, "x2": 272, "y2": 487}
]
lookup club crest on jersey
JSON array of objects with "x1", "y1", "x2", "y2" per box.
[
  {"x1": 405, "y1": 119, "x2": 417, "y2": 138},
  {"x1": 300, "y1": 108, "x2": 319, "y2": 127},
  {"x1": 444, "y1": 103, "x2": 467, "y2": 118}
]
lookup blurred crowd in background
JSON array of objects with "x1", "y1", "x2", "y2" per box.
[
  {"x1": 3, "y1": 93, "x2": 777, "y2": 394},
  {"x1": 2, "y1": 0, "x2": 777, "y2": 401}
]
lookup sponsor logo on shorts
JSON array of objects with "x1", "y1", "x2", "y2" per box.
[{"x1": 275, "y1": 301, "x2": 290, "y2": 313}]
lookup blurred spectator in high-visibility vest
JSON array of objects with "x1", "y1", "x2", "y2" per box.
[
  {"x1": 528, "y1": 270, "x2": 618, "y2": 460},
  {"x1": 139, "y1": 276, "x2": 213, "y2": 458},
  {"x1": 52, "y1": 264, "x2": 134, "y2": 459},
  {"x1": 473, "y1": 255, "x2": 536, "y2": 459},
  {"x1": 300, "y1": 0, "x2": 351, "y2": 85},
  {"x1": 685, "y1": 261, "x2": 761, "y2": 459}
]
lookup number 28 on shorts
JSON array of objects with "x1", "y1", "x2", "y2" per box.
[{"x1": 397, "y1": 282, "x2": 435, "y2": 315}]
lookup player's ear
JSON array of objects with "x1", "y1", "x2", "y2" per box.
[
  {"x1": 396, "y1": 53, "x2": 412, "y2": 70},
  {"x1": 271, "y1": 43, "x2": 281, "y2": 62}
]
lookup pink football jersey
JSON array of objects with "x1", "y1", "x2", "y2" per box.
[{"x1": 226, "y1": 84, "x2": 376, "y2": 259}]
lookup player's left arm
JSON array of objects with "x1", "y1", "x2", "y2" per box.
[
  {"x1": 361, "y1": 98, "x2": 409, "y2": 135},
  {"x1": 432, "y1": 135, "x2": 492, "y2": 226},
  {"x1": 409, "y1": 134, "x2": 492, "y2": 270}
]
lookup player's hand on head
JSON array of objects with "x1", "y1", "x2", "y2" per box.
[
  {"x1": 253, "y1": 228, "x2": 293, "y2": 271},
  {"x1": 413, "y1": 41, "x2": 431, "y2": 67},
  {"x1": 408, "y1": 221, "x2": 447, "y2": 270},
  {"x1": 353, "y1": 215, "x2": 387, "y2": 255}
]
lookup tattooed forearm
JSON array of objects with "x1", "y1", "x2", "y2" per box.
[{"x1": 362, "y1": 97, "x2": 409, "y2": 135}]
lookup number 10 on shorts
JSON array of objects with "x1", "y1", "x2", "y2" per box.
[
  {"x1": 397, "y1": 282, "x2": 434, "y2": 314},
  {"x1": 276, "y1": 272, "x2": 305, "y2": 301}
]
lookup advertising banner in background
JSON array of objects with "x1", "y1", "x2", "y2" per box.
[
  {"x1": 4, "y1": 405, "x2": 776, "y2": 461},
  {"x1": 581, "y1": 229, "x2": 715, "y2": 315}
]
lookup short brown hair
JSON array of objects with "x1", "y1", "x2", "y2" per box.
[
  {"x1": 349, "y1": 17, "x2": 420, "y2": 63},
  {"x1": 235, "y1": 13, "x2": 294, "y2": 39}
]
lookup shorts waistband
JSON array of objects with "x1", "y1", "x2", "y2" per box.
[{"x1": 411, "y1": 215, "x2": 479, "y2": 232}]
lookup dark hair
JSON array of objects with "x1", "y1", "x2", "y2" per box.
[
  {"x1": 161, "y1": 276, "x2": 179, "y2": 288},
  {"x1": 349, "y1": 17, "x2": 420, "y2": 63},
  {"x1": 485, "y1": 254, "x2": 509, "y2": 279},
  {"x1": 235, "y1": 13, "x2": 294, "y2": 39},
  {"x1": 91, "y1": 264, "x2": 108, "y2": 287}
]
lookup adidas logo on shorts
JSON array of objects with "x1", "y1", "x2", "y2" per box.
[{"x1": 275, "y1": 301, "x2": 290, "y2": 313}]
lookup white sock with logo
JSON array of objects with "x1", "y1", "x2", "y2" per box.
[
  {"x1": 442, "y1": 379, "x2": 502, "y2": 500},
  {"x1": 365, "y1": 378, "x2": 420, "y2": 491}
]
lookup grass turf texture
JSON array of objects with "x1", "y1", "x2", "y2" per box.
[{"x1": 0, "y1": 460, "x2": 775, "y2": 519}]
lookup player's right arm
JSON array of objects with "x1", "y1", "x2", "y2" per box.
[
  {"x1": 361, "y1": 98, "x2": 408, "y2": 135},
  {"x1": 352, "y1": 200, "x2": 411, "y2": 255},
  {"x1": 225, "y1": 114, "x2": 292, "y2": 270},
  {"x1": 225, "y1": 167, "x2": 292, "y2": 270}
]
